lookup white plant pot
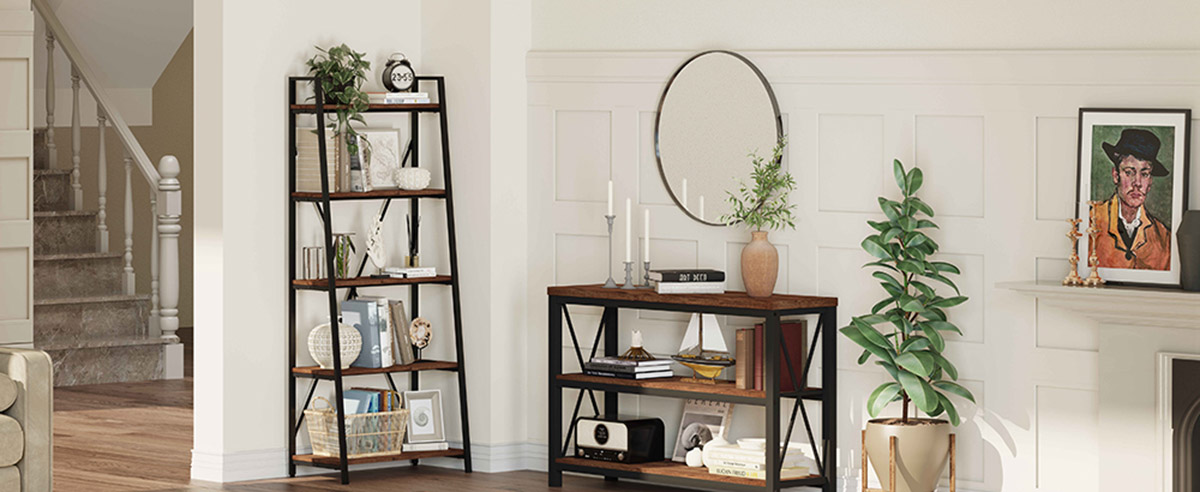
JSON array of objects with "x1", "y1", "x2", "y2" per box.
[
  {"x1": 864, "y1": 418, "x2": 950, "y2": 492},
  {"x1": 308, "y1": 321, "x2": 362, "y2": 369},
  {"x1": 395, "y1": 168, "x2": 431, "y2": 190}
]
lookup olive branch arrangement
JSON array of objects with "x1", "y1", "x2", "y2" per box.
[
  {"x1": 306, "y1": 44, "x2": 370, "y2": 155},
  {"x1": 719, "y1": 136, "x2": 797, "y2": 231},
  {"x1": 839, "y1": 160, "x2": 975, "y2": 425}
]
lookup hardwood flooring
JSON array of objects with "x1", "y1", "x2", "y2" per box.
[{"x1": 53, "y1": 376, "x2": 686, "y2": 492}]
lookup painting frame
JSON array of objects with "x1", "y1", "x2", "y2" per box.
[
  {"x1": 402, "y1": 389, "x2": 445, "y2": 443},
  {"x1": 671, "y1": 399, "x2": 732, "y2": 462},
  {"x1": 1075, "y1": 108, "x2": 1191, "y2": 287}
]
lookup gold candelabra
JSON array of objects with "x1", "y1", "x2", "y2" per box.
[
  {"x1": 1083, "y1": 200, "x2": 1106, "y2": 287},
  {"x1": 1063, "y1": 218, "x2": 1084, "y2": 286}
]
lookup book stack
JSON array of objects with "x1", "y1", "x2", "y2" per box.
[
  {"x1": 341, "y1": 297, "x2": 419, "y2": 367},
  {"x1": 295, "y1": 128, "x2": 340, "y2": 192},
  {"x1": 369, "y1": 92, "x2": 431, "y2": 104},
  {"x1": 649, "y1": 269, "x2": 725, "y2": 294},
  {"x1": 342, "y1": 387, "x2": 402, "y2": 415},
  {"x1": 402, "y1": 441, "x2": 450, "y2": 452},
  {"x1": 379, "y1": 266, "x2": 437, "y2": 279},
  {"x1": 734, "y1": 321, "x2": 807, "y2": 391},
  {"x1": 705, "y1": 442, "x2": 816, "y2": 480},
  {"x1": 583, "y1": 356, "x2": 673, "y2": 380}
]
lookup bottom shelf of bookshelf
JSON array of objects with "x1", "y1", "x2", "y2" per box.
[
  {"x1": 293, "y1": 447, "x2": 465, "y2": 467},
  {"x1": 555, "y1": 457, "x2": 823, "y2": 489}
]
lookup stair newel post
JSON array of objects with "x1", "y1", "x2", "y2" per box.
[
  {"x1": 157, "y1": 155, "x2": 184, "y2": 379},
  {"x1": 96, "y1": 110, "x2": 109, "y2": 252},
  {"x1": 150, "y1": 193, "x2": 160, "y2": 334},
  {"x1": 70, "y1": 65, "x2": 81, "y2": 209},
  {"x1": 45, "y1": 31, "x2": 57, "y2": 181},
  {"x1": 123, "y1": 152, "x2": 135, "y2": 295}
]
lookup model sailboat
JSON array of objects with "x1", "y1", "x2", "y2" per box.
[{"x1": 672, "y1": 313, "x2": 734, "y2": 383}]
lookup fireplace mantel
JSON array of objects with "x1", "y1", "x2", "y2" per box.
[{"x1": 1000, "y1": 281, "x2": 1200, "y2": 330}]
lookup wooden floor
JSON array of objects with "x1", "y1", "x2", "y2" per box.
[{"x1": 53, "y1": 376, "x2": 687, "y2": 492}]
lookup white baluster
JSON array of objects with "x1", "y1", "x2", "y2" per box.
[
  {"x1": 157, "y1": 155, "x2": 183, "y2": 379},
  {"x1": 123, "y1": 153, "x2": 135, "y2": 295},
  {"x1": 45, "y1": 32, "x2": 58, "y2": 191},
  {"x1": 96, "y1": 111, "x2": 108, "y2": 252},
  {"x1": 70, "y1": 66, "x2": 82, "y2": 211},
  {"x1": 150, "y1": 193, "x2": 160, "y2": 335}
]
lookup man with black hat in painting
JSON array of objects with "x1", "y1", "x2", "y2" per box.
[{"x1": 1093, "y1": 128, "x2": 1172, "y2": 270}]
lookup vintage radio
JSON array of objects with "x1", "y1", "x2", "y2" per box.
[{"x1": 574, "y1": 416, "x2": 664, "y2": 463}]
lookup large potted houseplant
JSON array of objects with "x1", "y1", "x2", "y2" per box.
[
  {"x1": 305, "y1": 44, "x2": 370, "y2": 157},
  {"x1": 720, "y1": 136, "x2": 795, "y2": 298},
  {"x1": 840, "y1": 160, "x2": 975, "y2": 492}
]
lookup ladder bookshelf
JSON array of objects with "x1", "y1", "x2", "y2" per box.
[{"x1": 285, "y1": 75, "x2": 471, "y2": 484}]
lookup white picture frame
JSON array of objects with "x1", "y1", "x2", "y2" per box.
[
  {"x1": 403, "y1": 389, "x2": 445, "y2": 443},
  {"x1": 671, "y1": 399, "x2": 732, "y2": 462},
  {"x1": 356, "y1": 129, "x2": 403, "y2": 191}
]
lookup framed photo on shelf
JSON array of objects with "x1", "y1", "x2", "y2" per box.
[
  {"x1": 403, "y1": 389, "x2": 445, "y2": 443},
  {"x1": 356, "y1": 129, "x2": 403, "y2": 191},
  {"x1": 671, "y1": 399, "x2": 732, "y2": 462},
  {"x1": 1075, "y1": 108, "x2": 1191, "y2": 287}
]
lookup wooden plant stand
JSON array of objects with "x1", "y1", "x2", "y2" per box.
[{"x1": 860, "y1": 431, "x2": 955, "y2": 492}]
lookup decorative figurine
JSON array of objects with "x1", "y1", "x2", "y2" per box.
[
  {"x1": 365, "y1": 215, "x2": 387, "y2": 272},
  {"x1": 672, "y1": 314, "x2": 734, "y2": 383},
  {"x1": 620, "y1": 330, "x2": 655, "y2": 361},
  {"x1": 1063, "y1": 218, "x2": 1084, "y2": 286},
  {"x1": 1083, "y1": 201, "x2": 1106, "y2": 287},
  {"x1": 410, "y1": 317, "x2": 433, "y2": 349}
]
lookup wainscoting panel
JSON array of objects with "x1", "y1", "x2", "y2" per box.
[{"x1": 529, "y1": 49, "x2": 1200, "y2": 492}]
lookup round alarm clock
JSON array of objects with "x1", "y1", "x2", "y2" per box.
[{"x1": 381, "y1": 53, "x2": 415, "y2": 92}]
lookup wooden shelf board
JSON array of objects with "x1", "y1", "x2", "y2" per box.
[
  {"x1": 290, "y1": 103, "x2": 440, "y2": 113},
  {"x1": 293, "y1": 275, "x2": 452, "y2": 290},
  {"x1": 548, "y1": 284, "x2": 837, "y2": 313},
  {"x1": 556, "y1": 457, "x2": 822, "y2": 488},
  {"x1": 556, "y1": 373, "x2": 823, "y2": 403},
  {"x1": 293, "y1": 360, "x2": 458, "y2": 378},
  {"x1": 292, "y1": 189, "x2": 446, "y2": 202},
  {"x1": 294, "y1": 447, "x2": 464, "y2": 466}
]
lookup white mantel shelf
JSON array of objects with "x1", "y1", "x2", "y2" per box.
[{"x1": 1000, "y1": 281, "x2": 1200, "y2": 330}]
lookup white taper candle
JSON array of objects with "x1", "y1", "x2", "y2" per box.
[
  {"x1": 607, "y1": 180, "x2": 613, "y2": 216},
  {"x1": 682, "y1": 179, "x2": 688, "y2": 210},
  {"x1": 644, "y1": 209, "x2": 650, "y2": 263},
  {"x1": 625, "y1": 198, "x2": 632, "y2": 262},
  {"x1": 699, "y1": 195, "x2": 705, "y2": 221}
]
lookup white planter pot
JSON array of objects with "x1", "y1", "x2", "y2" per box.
[{"x1": 864, "y1": 418, "x2": 950, "y2": 492}]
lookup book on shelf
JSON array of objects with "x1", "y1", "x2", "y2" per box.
[
  {"x1": 707, "y1": 465, "x2": 812, "y2": 480},
  {"x1": 342, "y1": 299, "x2": 385, "y2": 368},
  {"x1": 387, "y1": 300, "x2": 417, "y2": 365},
  {"x1": 295, "y1": 128, "x2": 340, "y2": 193},
  {"x1": 341, "y1": 389, "x2": 379, "y2": 415},
  {"x1": 735, "y1": 328, "x2": 752, "y2": 389},
  {"x1": 648, "y1": 269, "x2": 725, "y2": 283},
  {"x1": 368, "y1": 92, "x2": 431, "y2": 103},
  {"x1": 402, "y1": 441, "x2": 449, "y2": 452},
  {"x1": 589, "y1": 356, "x2": 673, "y2": 366},
  {"x1": 704, "y1": 442, "x2": 816, "y2": 469},
  {"x1": 651, "y1": 280, "x2": 725, "y2": 294},
  {"x1": 356, "y1": 297, "x2": 395, "y2": 367},
  {"x1": 751, "y1": 321, "x2": 807, "y2": 392},
  {"x1": 382, "y1": 266, "x2": 437, "y2": 278},
  {"x1": 583, "y1": 369, "x2": 673, "y2": 380},
  {"x1": 349, "y1": 387, "x2": 401, "y2": 413},
  {"x1": 584, "y1": 360, "x2": 674, "y2": 373}
]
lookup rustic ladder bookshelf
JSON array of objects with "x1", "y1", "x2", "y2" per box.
[{"x1": 285, "y1": 75, "x2": 471, "y2": 484}]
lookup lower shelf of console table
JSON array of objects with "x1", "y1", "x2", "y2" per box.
[{"x1": 557, "y1": 457, "x2": 825, "y2": 490}]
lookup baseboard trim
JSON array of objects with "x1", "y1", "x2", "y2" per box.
[{"x1": 191, "y1": 448, "x2": 287, "y2": 483}]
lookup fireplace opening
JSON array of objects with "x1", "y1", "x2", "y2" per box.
[{"x1": 1172, "y1": 358, "x2": 1200, "y2": 492}]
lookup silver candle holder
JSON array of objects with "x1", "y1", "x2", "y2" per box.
[
  {"x1": 603, "y1": 215, "x2": 618, "y2": 288},
  {"x1": 642, "y1": 260, "x2": 652, "y2": 289},
  {"x1": 621, "y1": 261, "x2": 637, "y2": 290}
]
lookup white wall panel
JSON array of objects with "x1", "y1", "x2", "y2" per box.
[
  {"x1": 818, "y1": 114, "x2": 884, "y2": 213},
  {"x1": 914, "y1": 115, "x2": 985, "y2": 218},
  {"x1": 554, "y1": 110, "x2": 611, "y2": 203},
  {"x1": 1035, "y1": 117, "x2": 1078, "y2": 221}
]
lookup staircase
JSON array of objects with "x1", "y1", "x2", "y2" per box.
[{"x1": 32, "y1": 0, "x2": 184, "y2": 386}]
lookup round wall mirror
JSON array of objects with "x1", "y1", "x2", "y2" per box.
[{"x1": 655, "y1": 51, "x2": 782, "y2": 226}]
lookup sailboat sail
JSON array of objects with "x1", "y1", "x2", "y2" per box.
[{"x1": 678, "y1": 313, "x2": 728, "y2": 355}]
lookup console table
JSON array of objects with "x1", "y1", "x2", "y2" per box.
[{"x1": 547, "y1": 284, "x2": 839, "y2": 492}]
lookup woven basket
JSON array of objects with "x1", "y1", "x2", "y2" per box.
[{"x1": 305, "y1": 397, "x2": 409, "y2": 458}]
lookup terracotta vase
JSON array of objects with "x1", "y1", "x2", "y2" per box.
[
  {"x1": 864, "y1": 418, "x2": 950, "y2": 492},
  {"x1": 741, "y1": 231, "x2": 778, "y2": 298}
]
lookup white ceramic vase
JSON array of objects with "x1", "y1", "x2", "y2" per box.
[
  {"x1": 308, "y1": 321, "x2": 362, "y2": 369},
  {"x1": 395, "y1": 168, "x2": 431, "y2": 190}
]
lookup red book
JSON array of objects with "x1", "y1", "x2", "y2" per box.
[{"x1": 753, "y1": 321, "x2": 808, "y2": 392}]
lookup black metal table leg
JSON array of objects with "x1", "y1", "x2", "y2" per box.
[
  {"x1": 549, "y1": 299, "x2": 563, "y2": 487},
  {"x1": 765, "y1": 313, "x2": 781, "y2": 491},
  {"x1": 603, "y1": 305, "x2": 619, "y2": 482},
  {"x1": 821, "y1": 306, "x2": 838, "y2": 492}
]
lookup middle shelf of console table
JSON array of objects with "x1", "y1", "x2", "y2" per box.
[{"x1": 547, "y1": 284, "x2": 839, "y2": 492}]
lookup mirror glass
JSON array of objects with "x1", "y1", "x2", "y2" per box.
[{"x1": 656, "y1": 51, "x2": 781, "y2": 226}]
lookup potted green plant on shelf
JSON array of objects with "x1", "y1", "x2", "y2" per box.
[
  {"x1": 839, "y1": 160, "x2": 974, "y2": 492},
  {"x1": 719, "y1": 136, "x2": 796, "y2": 298},
  {"x1": 305, "y1": 43, "x2": 370, "y2": 156}
]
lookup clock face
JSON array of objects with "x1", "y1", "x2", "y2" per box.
[
  {"x1": 384, "y1": 60, "x2": 415, "y2": 92},
  {"x1": 391, "y1": 70, "x2": 413, "y2": 89}
]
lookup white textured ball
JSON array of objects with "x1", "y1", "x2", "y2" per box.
[
  {"x1": 308, "y1": 321, "x2": 362, "y2": 369},
  {"x1": 395, "y1": 168, "x2": 431, "y2": 190},
  {"x1": 685, "y1": 448, "x2": 704, "y2": 467}
]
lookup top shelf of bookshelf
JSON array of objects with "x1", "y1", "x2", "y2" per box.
[{"x1": 290, "y1": 103, "x2": 441, "y2": 114}]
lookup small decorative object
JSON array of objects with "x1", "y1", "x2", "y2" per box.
[
  {"x1": 719, "y1": 136, "x2": 795, "y2": 298},
  {"x1": 306, "y1": 44, "x2": 370, "y2": 157},
  {"x1": 365, "y1": 215, "x2": 386, "y2": 271},
  {"x1": 395, "y1": 167, "x2": 431, "y2": 190},
  {"x1": 403, "y1": 389, "x2": 445, "y2": 443},
  {"x1": 1178, "y1": 210, "x2": 1200, "y2": 291},
  {"x1": 603, "y1": 180, "x2": 617, "y2": 288},
  {"x1": 685, "y1": 448, "x2": 704, "y2": 467},
  {"x1": 381, "y1": 52, "x2": 416, "y2": 93},
  {"x1": 672, "y1": 314, "x2": 734, "y2": 383},
  {"x1": 331, "y1": 232, "x2": 356, "y2": 279},
  {"x1": 1083, "y1": 201, "x2": 1107, "y2": 287},
  {"x1": 620, "y1": 330, "x2": 655, "y2": 361},
  {"x1": 302, "y1": 246, "x2": 324, "y2": 280},
  {"x1": 405, "y1": 215, "x2": 420, "y2": 267},
  {"x1": 1076, "y1": 109, "x2": 1191, "y2": 287},
  {"x1": 671, "y1": 399, "x2": 731, "y2": 462},
  {"x1": 840, "y1": 159, "x2": 974, "y2": 492},
  {"x1": 409, "y1": 317, "x2": 432, "y2": 349},
  {"x1": 358, "y1": 130, "x2": 402, "y2": 190},
  {"x1": 308, "y1": 318, "x2": 362, "y2": 369},
  {"x1": 1063, "y1": 218, "x2": 1084, "y2": 286}
]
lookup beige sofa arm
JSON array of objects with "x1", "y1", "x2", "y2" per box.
[{"x1": 0, "y1": 348, "x2": 52, "y2": 492}]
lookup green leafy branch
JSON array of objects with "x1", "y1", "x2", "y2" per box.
[
  {"x1": 306, "y1": 44, "x2": 371, "y2": 155},
  {"x1": 719, "y1": 136, "x2": 796, "y2": 231},
  {"x1": 839, "y1": 160, "x2": 975, "y2": 426}
]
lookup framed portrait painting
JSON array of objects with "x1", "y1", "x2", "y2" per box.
[{"x1": 1076, "y1": 108, "x2": 1191, "y2": 287}]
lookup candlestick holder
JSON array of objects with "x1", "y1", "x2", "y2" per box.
[
  {"x1": 1083, "y1": 201, "x2": 1106, "y2": 287},
  {"x1": 603, "y1": 215, "x2": 617, "y2": 288},
  {"x1": 1063, "y1": 218, "x2": 1084, "y2": 286},
  {"x1": 621, "y1": 261, "x2": 637, "y2": 290},
  {"x1": 642, "y1": 260, "x2": 652, "y2": 289}
]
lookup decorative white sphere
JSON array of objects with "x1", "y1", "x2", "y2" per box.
[
  {"x1": 685, "y1": 447, "x2": 704, "y2": 467},
  {"x1": 308, "y1": 321, "x2": 362, "y2": 369},
  {"x1": 395, "y1": 168, "x2": 431, "y2": 190}
]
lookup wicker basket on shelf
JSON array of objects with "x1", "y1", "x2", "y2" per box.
[{"x1": 305, "y1": 397, "x2": 409, "y2": 458}]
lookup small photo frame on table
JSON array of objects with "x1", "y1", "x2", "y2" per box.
[
  {"x1": 403, "y1": 389, "x2": 445, "y2": 443},
  {"x1": 1076, "y1": 108, "x2": 1191, "y2": 287}
]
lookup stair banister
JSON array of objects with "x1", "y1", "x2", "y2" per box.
[
  {"x1": 96, "y1": 111, "x2": 108, "y2": 252},
  {"x1": 70, "y1": 65, "x2": 80, "y2": 210},
  {"x1": 156, "y1": 155, "x2": 181, "y2": 345},
  {"x1": 123, "y1": 152, "x2": 135, "y2": 295}
]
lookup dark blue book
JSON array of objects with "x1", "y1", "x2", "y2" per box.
[{"x1": 342, "y1": 299, "x2": 383, "y2": 368}]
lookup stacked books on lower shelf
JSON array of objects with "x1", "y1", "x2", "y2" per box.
[
  {"x1": 705, "y1": 441, "x2": 817, "y2": 480},
  {"x1": 375, "y1": 266, "x2": 437, "y2": 279},
  {"x1": 649, "y1": 269, "x2": 725, "y2": 294},
  {"x1": 583, "y1": 356, "x2": 674, "y2": 380},
  {"x1": 368, "y1": 92, "x2": 432, "y2": 104}
]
